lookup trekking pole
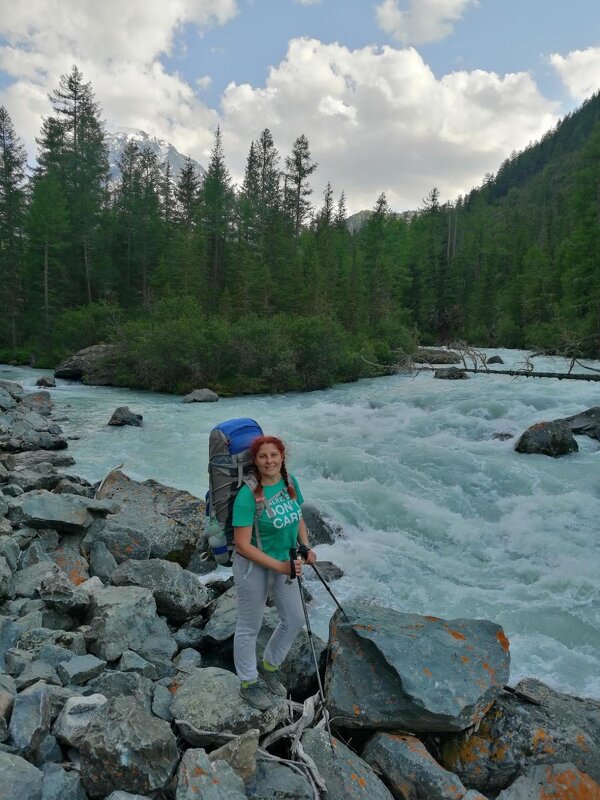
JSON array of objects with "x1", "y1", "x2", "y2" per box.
[
  {"x1": 300, "y1": 554, "x2": 350, "y2": 623},
  {"x1": 289, "y1": 548, "x2": 336, "y2": 757}
]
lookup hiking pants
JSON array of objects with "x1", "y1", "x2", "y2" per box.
[{"x1": 233, "y1": 552, "x2": 305, "y2": 682}]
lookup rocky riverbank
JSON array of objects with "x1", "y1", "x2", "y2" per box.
[{"x1": 0, "y1": 379, "x2": 599, "y2": 799}]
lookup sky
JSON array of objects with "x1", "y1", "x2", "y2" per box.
[{"x1": 1, "y1": 0, "x2": 600, "y2": 213}]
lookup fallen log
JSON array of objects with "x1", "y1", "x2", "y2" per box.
[{"x1": 415, "y1": 366, "x2": 600, "y2": 381}]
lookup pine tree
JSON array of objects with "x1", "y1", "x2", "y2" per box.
[
  {"x1": 284, "y1": 134, "x2": 317, "y2": 237},
  {"x1": 0, "y1": 107, "x2": 27, "y2": 351}
]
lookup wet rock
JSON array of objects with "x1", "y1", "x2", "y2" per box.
[
  {"x1": 35, "y1": 377, "x2": 55, "y2": 389},
  {"x1": 497, "y1": 762, "x2": 600, "y2": 798},
  {"x1": 560, "y1": 405, "x2": 600, "y2": 442},
  {"x1": 0, "y1": 751, "x2": 44, "y2": 800},
  {"x1": 176, "y1": 748, "x2": 246, "y2": 799},
  {"x1": 245, "y1": 760, "x2": 313, "y2": 799},
  {"x1": 54, "y1": 344, "x2": 119, "y2": 385},
  {"x1": 108, "y1": 406, "x2": 143, "y2": 427},
  {"x1": 95, "y1": 470, "x2": 205, "y2": 565},
  {"x1": 493, "y1": 432, "x2": 514, "y2": 440},
  {"x1": 172, "y1": 667, "x2": 287, "y2": 747},
  {"x1": 52, "y1": 694, "x2": 107, "y2": 748},
  {"x1": 486, "y1": 355, "x2": 504, "y2": 364},
  {"x1": 86, "y1": 585, "x2": 160, "y2": 662},
  {"x1": 325, "y1": 602, "x2": 510, "y2": 732},
  {"x1": 80, "y1": 696, "x2": 179, "y2": 798},
  {"x1": 87, "y1": 671, "x2": 154, "y2": 713},
  {"x1": 515, "y1": 420, "x2": 578, "y2": 457},
  {"x1": 111, "y1": 559, "x2": 209, "y2": 622},
  {"x1": 363, "y1": 732, "x2": 468, "y2": 800},
  {"x1": 83, "y1": 520, "x2": 151, "y2": 564},
  {"x1": 182, "y1": 388, "x2": 219, "y2": 403},
  {"x1": 301, "y1": 502, "x2": 342, "y2": 545},
  {"x1": 306, "y1": 560, "x2": 343, "y2": 582},
  {"x1": 57, "y1": 654, "x2": 106, "y2": 686},
  {"x1": 434, "y1": 367, "x2": 469, "y2": 379},
  {"x1": 88, "y1": 540, "x2": 117, "y2": 581},
  {"x1": 9, "y1": 686, "x2": 51, "y2": 758},
  {"x1": 41, "y1": 763, "x2": 87, "y2": 800},
  {"x1": 19, "y1": 493, "x2": 94, "y2": 535},
  {"x1": 207, "y1": 729, "x2": 259, "y2": 783},
  {"x1": 302, "y1": 727, "x2": 394, "y2": 800},
  {"x1": 441, "y1": 678, "x2": 600, "y2": 792}
]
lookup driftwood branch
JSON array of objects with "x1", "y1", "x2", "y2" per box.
[{"x1": 419, "y1": 366, "x2": 600, "y2": 381}]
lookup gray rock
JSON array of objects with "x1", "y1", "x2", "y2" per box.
[
  {"x1": 39, "y1": 573, "x2": 88, "y2": 614},
  {"x1": 11, "y1": 561, "x2": 61, "y2": 598},
  {"x1": 20, "y1": 392, "x2": 53, "y2": 417},
  {"x1": 0, "y1": 538, "x2": 21, "y2": 572},
  {"x1": 35, "y1": 377, "x2": 55, "y2": 389},
  {"x1": 94, "y1": 470, "x2": 205, "y2": 565},
  {"x1": 118, "y1": 651, "x2": 158, "y2": 680},
  {"x1": 208, "y1": 729, "x2": 259, "y2": 782},
  {"x1": 40, "y1": 763, "x2": 87, "y2": 800},
  {"x1": 0, "y1": 691, "x2": 14, "y2": 743},
  {"x1": 0, "y1": 751, "x2": 44, "y2": 800},
  {"x1": 86, "y1": 585, "x2": 160, "y2": 662},
  {"x1": 86, "y1": 671, "x2": 154, "y2": 713},
  {"x1": 302, "y1": 727, "x2": 394, "y2": 800},
  {"x1": 20, "y1": 539, "x2": 53, "y2": 568},
  {"x1": 363, "y1": 732, "x2": 468, "y2": 800},
  {"x1": 37, "y1": 643, "x2": 74, "y2": 668},
  {"x1": 30, "y1": 732, "x2": 63, "y2": 766},
  {"x1": 57, "y1": 655, "x2": 106, "y2": 686},
  {"x1": 0, "y1": 380, "x2": 25, "y2": 400},
  {"x1": 560, "y1": 405, "x2": 600, "y2": 441},
  {"x1": 111, "y1": 559, "x2": 209, "y2": 622},
  {"x1": 245, "y1": 760, "x2": 313, "y2": 799},
  {"x1": 0, "y1": 557, "x2": 13, "y2": 603},
  {"x1": 3, "y1": 430, "x2": 67, "y2": 454},
  {"x1": 151, "y1": 685, "x2": 173, "y2": 722},
  {"x1": 82, "y1": 520, "x2": 151, "y2": 564},
  {"x1": 200, "y1": 586, "x2": 238, "y2": 646},
  {"x1": 3, "y1": 451, "x2": 75, "y2": 471},
  {"x1": 182, "y1": 388, "x2": 219, "y2": 403},
  {"x1": 108, "y1": 406, "x2": 143, "y2": 427},
  {"x1": 54, "y1": 344, "x2": 119, "y2": 385},
  {"x1": 301, "y1": 503, "x2": 342, "y2": 545},
  {"x1": 1, "y1": 484, "x2": 23, "y2": 497},
  {"x1": 0, "y1": 617, "x2": 21, "y2": 671},
  {"x1": 15, "y1": 662, "x2": 61, "y2": 691},
  {"x1": 32, "y1": 683, "x2": 79, "y2": 722},
  {"x1": 53, "y1": 479, "x2": 91, "y2": 497},
  {"x1": 0, "y1": 388, "x2": 17, "y2": 412},
  {"x1": 173, "y1": 648, "x2": 202, "y2": 673},
  {"x1": 131, "y1": 614, "x2": 177, "y2": 679},
  {"x1": 172, "y1": 667, "x2": 287, "y2": 747},
  {"x1": 486, "y1": 355, "x2": 504, "y2": 364},
  {"x1": 515, "y1": 420, "x2": 578, "y2": 457},
  {"x1": 9, "y1": 687, "x2": 51, "y2": 757},
  {"x1": 52, "y1": 694, "x2": 107, "y2": 748},
  {"x1": 434, "y1": 367, "x2": 469, "y2": 379},
  {"x1": 325, "y1": 602, "x2": 510, "y2": 732},
  {"x1": 305, "y1": 560, "x2": 343, "y2": 581},
  {"x1": 17, "y1": 627, "x2": 87, "y2": 657},
  {"x1": 88, "y1": 541, "x2": 117, "y2": 582},
  {"x1": 5, "y1": 648, "x2": 33, "y2": 675},
  {"x1": 496, "y1": 762, "x2": 600, "y2": 799},
  {"x1": 19, "y1": 493, "x2": 94, "y2": 534},
  {"x1": 80, "y1": 696, "x2": 179, "y2": 798},
  {"x1": 441, "y1": 678, "x2": 600, "y2": 792},
  {"x1": 176, "y1": 748, "x2": 246, "y2": 799},
  {"x1": 173, "y1": 618, "x2": 205, "y2": 650}
]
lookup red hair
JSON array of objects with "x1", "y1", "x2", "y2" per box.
[{"x1": 251, "y1": 435, "x2": 297, "y2": 500}]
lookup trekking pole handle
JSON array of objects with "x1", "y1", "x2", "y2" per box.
[{"x1": 289, "y1": 547, "x2": 298, "y2": 580}]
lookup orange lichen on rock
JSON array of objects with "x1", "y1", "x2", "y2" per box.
[
  {"x1": 576, "y1": 734, "x2": 590, "y2": 751},
  {"x1": 425, "y1": 615, "x2": 441, "y2": 622},
  {"x1": 532, "y1": 729, "x2": 556, "y2": 754},
  {"x1": 539, "y1": 765, "x2": 600, "y2": 800},
  {"x1": 423, "y1": 667, "x2": 433, "y2": 676},
  {"x1": 461, "y1": 655, "x2": 470, "y2": 663},
  {"x1": 353, "y1": 704, "x2": 361, "y2": 716},
  {"x1": 445, "y1": 627, "x2": 466, "y2": 641},
  {"x1": 194, "y1": 766, "x2": 208, "y2": 776},
  {"x1": 496, "y1": 630, "x2": 510, "y2": 652}
]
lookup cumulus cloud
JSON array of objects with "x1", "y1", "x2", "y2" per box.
[
  {"x1": 550, "y1": 47, "x2": 600, "y2": 102},
  {"x1": 221, "y1": 38, "x2": 558, "y2": 212},
  {"x1": 376, "y1": 0, "x2": 478, "y2": 45},
  {"x1": 0, "y1": 0, "x2": 237, "y2": 155}
]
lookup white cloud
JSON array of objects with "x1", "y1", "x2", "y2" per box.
[
  {"x1": 295, "y1": 0, "x2": 323, "y2": 4},
  {"x1": 550, "y1": 47, "x2": 600, "y2": 102},
  {"x1": 0, "y1": 0, "x2": 237, "y2": 156},
  {"x1": 376, "y1": 0, "x2": 478, "y2": 45},
  {"x1": 221, "y1": 38, "x2": 558, "y2": 212}
]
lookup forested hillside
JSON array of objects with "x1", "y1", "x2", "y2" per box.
[{"x1": 1, "y1": 66, "x2": 599, "y2": 395}]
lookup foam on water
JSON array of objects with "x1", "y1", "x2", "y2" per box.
[{"x1": 3, "y1": 349, "x2": 599, "y2": 697}]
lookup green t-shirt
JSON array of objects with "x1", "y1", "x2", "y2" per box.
[{"x1": 232, "y1": 476, "x2": 304, "y2": 561}]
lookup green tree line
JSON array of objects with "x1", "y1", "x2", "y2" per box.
[{"x1": 1, "y1": 67, "x2": 599, "y2": 394}]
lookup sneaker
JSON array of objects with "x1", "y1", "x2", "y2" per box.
[
  {"x1": 239, "y1": 681, "x2": 275, "y2": 710},
  {"x1": 257, "y1": 662, "x2": 287, "y2": 697}
]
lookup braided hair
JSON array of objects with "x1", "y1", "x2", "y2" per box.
[{"x1": 250, "y1": 435, "x2": 297, "y2": 500}]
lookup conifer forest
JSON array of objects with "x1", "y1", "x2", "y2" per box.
[{"x1": 1, "y1": 67, "x2": 599, "y2": 394}]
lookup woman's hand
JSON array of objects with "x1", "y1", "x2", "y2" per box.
[
  {"x1": 304, "y1": 549, "x2": 317, "y2": 565},
  {"x1": 277, "y1": 558, "x2": 302, "y2": 577}
]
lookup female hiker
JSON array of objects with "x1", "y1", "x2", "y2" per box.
[{"x1": 232, "y1": 434, "x2": 316, "y2": 709}]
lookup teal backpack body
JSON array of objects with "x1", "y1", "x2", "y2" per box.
[{"x1": 206, "y1": 418, "x2": 263, "y2": 565}]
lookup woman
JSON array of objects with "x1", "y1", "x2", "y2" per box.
[{"x1": 232, "y1": 434, "x2": 316, "y2": 710}]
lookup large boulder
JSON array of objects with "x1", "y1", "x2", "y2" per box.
[
  {"x1": 0, "y1": 751, "x2": 43, "y2": 800},
  {"x1": 560, "y1": 406, "x2": 600, "y2": 442},
  {"x1": 17, "y1": 492, "x2": 94, "y2": 534},
  {"x1": 111, "y1": 559, "x2": 209, "y2": 622},
  {"x1": 440, "y1": 678, "x2": 600, "y2": 793},
  {"x1": 302, "y1": 727, "x2": 395, "y2": 800},
  {"x1": 86, "y1": 585, "x2": 162, "y2": 662},
  {"x1": 172, "y1": 667, "x2": 287, "y2": 747},
  {"x1": 83, "y1": 520, "x2": 152, "y2": 564},
  {"x1": 87, "y1": 671, "x2": 154, "y2": 713},
  {"x1": 53, "y1": 694, "x2": 108, "y2": 748},
  {"x1": 363, "y1": 732, "x2": 469, "y2": 800},
  {"x1": 80, "y1": 697, "x2": 179, "y2": 798},
  {"x1": 182, "y1": 388, "x2": 219, "y2": 403},
  {"x1": 497, "y1": 762, "x2": 600, "y2": 799},
  {"x1": 108, "y1": 406, "x2": 143, "y2": 427},
  {"x1": 325, "y1": 603, "x2": 510, "y2": 732},
  {"x1": 54, "y1": 344, "x2": 119, "y2": 385},
  {"x1": 301, "y1": 503, "x2": 343, "y2": 545},
  {"x1": 176, "y1": 748, "x2": 246, "y2": 800},
  {"x1": 19, "y1": 391, "x2": 53, "y2": 417},
  {"x1": 95, "y1": 470, "x2": 205, "y2": 564},
  {"x1": 8, "y1": 686, "x2": 51, "y2": 758},
  {"x1": 515, "y1": 420, "x2": 578, "y2": 457}
]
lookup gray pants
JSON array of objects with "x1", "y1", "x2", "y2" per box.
[{"x1": 233, "y1": 552, "x2": 305, "y2": 682}]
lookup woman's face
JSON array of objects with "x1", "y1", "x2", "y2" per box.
[{"x1": 255, "y1": 443, "x2": 283, "y2": 481}]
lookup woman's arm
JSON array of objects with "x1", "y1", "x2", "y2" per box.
[
  {"x1": 234, "y1": 525, "x2": 301, "y2": 575},
  {"x1": 297, "y1": 517, "x2": 316, "y2": 564}
]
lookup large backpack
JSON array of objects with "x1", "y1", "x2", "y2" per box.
[{"x1": 205, "y1": 418, "x2": 263, "y2": 565}]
